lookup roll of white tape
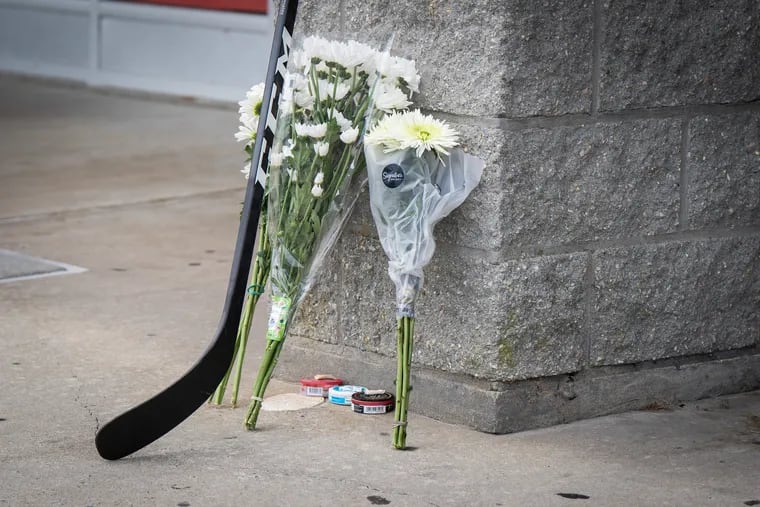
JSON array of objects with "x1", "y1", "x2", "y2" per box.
[{"x1": 327, "y1": 385, "x2": 366, "y2": 406}]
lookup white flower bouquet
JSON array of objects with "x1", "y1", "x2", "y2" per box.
[
  {"x1": 244, "y1": 36, "x2": 420, "y2": 429},
  {"x1": 365, "y1": 110, "x2": 484, "y2": 448}
]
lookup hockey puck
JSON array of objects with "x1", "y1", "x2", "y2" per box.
[
  {"x1": 351, "y1": 391, "x2": 395, "y2": 414},
  {"x1": 300, "y1": 376, "x2": 343, "y2": 397},
  {"x1": 328, "y1": 385, "x2": 366, "y2": 406}
]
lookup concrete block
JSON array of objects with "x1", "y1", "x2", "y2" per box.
[
  {"x1": 500, "y1": 0, "x2": 593, "y2": 117},
  {"x1": 290, "y1": 0, "x2": 342, "y2": 37},
  {"x1": 290, "y1": 232, "x2": 589, "y2": 381},
  {"x1": 341, "y1": 0, "x2": 592, "y2": 117},
  {"x1": 436, "y1": 122, "x2": 506, "y2": 251},
  {"x1": 600, "y1": 0, "x2": 760, "y2": 110},
  {"x1": 501, "y1": 119, "x2": 681, "y2": 249},
  {"x1": 474, "y1": 251, "x2": 588, "y2": 380},
  {"x1": 492, "y1": 353, "x2": 760, "y2": 433},
  {"x1": 277, "y1": 336, "x2": 760, "y2": 434},
  {"x1": 688, "y1": 112, "x2": 760, "y2": 229},
  {"x1": 590, "y1": 235, "x2": 760, "y2": 366}
]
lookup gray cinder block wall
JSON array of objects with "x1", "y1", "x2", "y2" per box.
[{"x1": 277, "y1": 0, "x2": 760, "y2": 432}]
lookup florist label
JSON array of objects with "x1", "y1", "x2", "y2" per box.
[
  {"x1": 266, "y1": 295, "x2": 291, "y2": 342},
  {"x1": 381, "y1": 164, "x2": 405, "y2": 188}
]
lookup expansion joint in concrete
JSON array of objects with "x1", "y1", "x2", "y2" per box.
[
  {"x1": 591, "y1": 0, "x2": 601, "y2": 114},
  {"x1": 494, "y1": 225, "x2": 760, "y2": 262},
  {"x1": 431, "y1": 100, "x2": 760, "y2": 132}
]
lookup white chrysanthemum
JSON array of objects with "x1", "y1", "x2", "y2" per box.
[
  {"x1": 340, "y1": 127, "x2": 359, "y2": 144},
  {"x1": 365, "y1": 109, "x2": 459, "y2": 157},
  {"x1": 300, "y1": 36, "x2": 332, "y2": 62},
  {"x1": 376, "y1": 54, "x2": 420, "y2": 93},
  {"x1": 291, "y1": 73, "x2": 309, "y2": 91},
  {"x1": 374, "y1": 82, "x2": 412, "y2": 112},
  {"x1": 329, "y1": 39, "x2": 377, "y2": 69},
  {"x1": 293, "y1": 90, "x2": 314, "y2": 110},
  {"x1": 313, "y1": 171, "x2": 324, "y2": 185},
  {"x1": 269, "y1": 151, "x2": 283, "y2": 167},
  {"x1": 295, "y1": 122, "x2": 328, "y2": 138},
  {"x1": 314, "y1": 141, "x2": 329, "y2": 157},
  {"x1": 327, "y1": 110, "x2": 353, "y2": 132},
  {"x1": 282, "y1": 140, "x2": 296, "y2": 158},
  {"x1": 311, "y1": 183, "x2": 324, "y2": 197},
  {"x1": 238, "y1": 82, "x2": 266, "y2": 124},
  {"x1": 290, "y1": 37, "x2": 326, "y2": 71},
  {"x1": 315, "y1": 79, "x2": 350, "y2": 101},
  {"x1": 299, "y1": 36, "x2": 376, "y2": 70}
]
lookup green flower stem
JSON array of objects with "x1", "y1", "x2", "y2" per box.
[
  {"x1": 393, "y1": 315, "x2": 415, "y2": 449},
  {"x1": 210, "y1": 332, "x2": 240, "y2": 405},
  {"x1": 244, "y1": 337, "x2": 284, "y2": 429},
  {"x1": 230, "y1": 219, "x2": 271, "y2": 406},
  {"x1": 210, "y1": 208, "x2": 271, "y2": 406}
]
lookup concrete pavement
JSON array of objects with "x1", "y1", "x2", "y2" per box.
[{"x1": 0, "y1": 75, "x2": 758, "y2": 507}]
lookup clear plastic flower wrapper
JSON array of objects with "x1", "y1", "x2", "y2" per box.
[
  {"x1": 366, "y1": 146, "x2": 484, "y2": 316},
  {"x1": 365, "y1": 110, "x2": 484, "y2": 448},
  {"x1": 244, "y1": 33, "x2": 420, "y2": 430}
]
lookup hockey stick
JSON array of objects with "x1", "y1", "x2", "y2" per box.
[{"x1": 95, "y1": 0, "x2": 299, "y2": 460}]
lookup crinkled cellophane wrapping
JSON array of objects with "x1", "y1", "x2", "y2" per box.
[{"x1": 365, "y1": 146, "x2": 485, "y2": 317}]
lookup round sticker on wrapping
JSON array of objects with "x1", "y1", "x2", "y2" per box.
[{"x1": 381, "y1": 164, "x2": 404, "y2": 188}]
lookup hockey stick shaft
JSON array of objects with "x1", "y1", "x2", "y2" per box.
[{"x1": 95, "y1": 0, "x2": 299, "y2": 460}]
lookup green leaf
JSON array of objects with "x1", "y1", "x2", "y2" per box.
[{"x1": 310, "y1": 209, "x2": 321, "y2": 238}]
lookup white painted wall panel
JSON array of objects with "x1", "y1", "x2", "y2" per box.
[
  {"x1": 99, "y1": 16, "x2": 270, "y2": 88},
  {"x1": 0, "y1": 6, "x2": 89, "y2": 68},
  {"x1": 0, "y1": 1, "x2": 273, "y2": 102}
]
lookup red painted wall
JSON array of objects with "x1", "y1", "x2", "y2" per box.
[{"x1": 124, "y1": 0, "x2": 267, "y2": 14}]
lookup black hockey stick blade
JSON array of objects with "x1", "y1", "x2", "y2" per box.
[{"x1": 95, "y1": 0, "x2": 299, "y2": 461}]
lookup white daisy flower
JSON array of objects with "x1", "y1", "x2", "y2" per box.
[
  {"x1": 311, "y1": 183, "x2": 324, "y2": 197},
  {"x1": 314, "y1": 141, "x2": 329, "y2": 157},
  {"x1": 340, "y1": 127, "x2": 359, "y2": 144},
  {"x1": 366, "y1": 110, "x2": 459, "y2": 157},
  {"x1": 238, "y1": 82, "x2": 266, "y2": 124},
  {"x1": 296, "y1": 122, "x2": 328, "y2": 138},
  {"x1": 234, "y1": 123, "x2": 256, "y2": 144}
]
